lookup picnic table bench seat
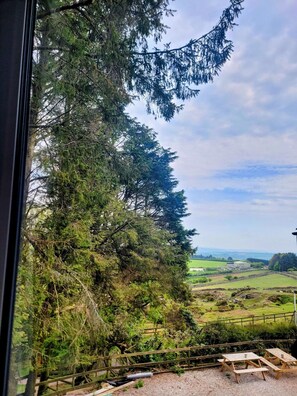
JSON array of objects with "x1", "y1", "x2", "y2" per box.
[
  {"x1": 233, "y1": 367, "x2": 268, "y2": 374},
  {"x1": 259, "y1": 357, "x2": 281, "y2": 371}
]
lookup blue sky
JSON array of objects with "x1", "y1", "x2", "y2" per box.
[{"x1": 129, "y1": 0, "x2": 297, "y2": 252}]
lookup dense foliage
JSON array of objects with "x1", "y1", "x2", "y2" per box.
[
  {"x1": 200, "y1": 321, "x2": 297, "y2": 346},
  {"x1": 269, "y1": 253, "x2": 297, "y2": 272},
  {"x1": 130, "y1": 321, "x2": 297, "y2": 355},
  {"x1": 247, "y1": 258, "x2": 269, "y2": 265},
  {"x1": 11, "y1": 0, "x2": 244, "y2": 394}
]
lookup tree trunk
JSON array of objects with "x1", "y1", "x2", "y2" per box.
[
  {"x1": 37, "y1": 368, "x2": 49, "y2": 396},
  {"x1": 24, "y1": 369, "x2": 37, "y2": 396}
]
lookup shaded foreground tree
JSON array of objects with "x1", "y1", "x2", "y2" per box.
[{"x1": 11, "y1": 0, "x2": 244, "y2": 394}]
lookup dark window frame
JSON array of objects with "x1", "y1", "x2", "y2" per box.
[{"x1": 0, "y1": 1, "x2": 36, "y2": 394}]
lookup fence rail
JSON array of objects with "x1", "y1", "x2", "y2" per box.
[
  {"x1": 27, "y1": 338, "x2": 296, "y2": 396},
  {"x1": 143, "y1": 312, "x2": 295, "y2": 335},
  {"x1": 207, "y1": 311, "x2": 294, "y2": 326}
]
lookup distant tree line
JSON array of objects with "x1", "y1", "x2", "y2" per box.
[
  {"x1": 245, "y1": 258, "x2": 269, "y2": 269},
  {"x1": 193, "y1": 254, "x2": 227, "y2": 262},
  {"x1": 269, "y1": 253, "x2": 297, "y2": 272},
  {"x1": 247, "y1": 258, "x2": 269, "y2": 265}
]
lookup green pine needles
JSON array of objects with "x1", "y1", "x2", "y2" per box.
[{"x1": 11, "y1": 1, "x2": 244, "y2": 394}]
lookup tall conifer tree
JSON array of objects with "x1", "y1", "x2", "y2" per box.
[{"x1": 12, "y1": 1, "x2": 244, "y2": 393}]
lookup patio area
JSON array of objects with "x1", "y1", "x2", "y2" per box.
[{"x1": 113, "y1": 368, "x2": 297, "y2": 396}]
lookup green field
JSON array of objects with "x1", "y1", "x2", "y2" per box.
[
  {"x1": 190, "y1": 274, "x2": 296, "y2": 322},
  {"x1": 198, "y1": 270, "x2": 269, "y2": 283},
  {"x1": 187, "y1": 268, "x2": 270, "y2": 286},
  {"x1": 191, "y1": 298, "x2": 294, "y2": 322},
  {"x1": 197, "y1": 273, "x2": 297, "y2": 290},
  {"x1": 188, "y1": 261, "x2": 297, "y2": 323},
  {"x1": 189, "y1": 259, "x2": 227, "y2": 269}
]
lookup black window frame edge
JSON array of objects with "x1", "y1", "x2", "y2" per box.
[{"x1": 0, "y1": 1, "x2": 36, "y2": 395}]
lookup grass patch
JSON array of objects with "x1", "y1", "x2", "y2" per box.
[
  {"x1": 190, "y1": 285, "x2": 296, "y2": 322},
  {"x1": 17, "y1": 384, "x2": 26, "y2": 394},
  {"x1": 201, "y1": 270, "x2": 269, "y2": 283},
  {"x1": 135, "y1": 380, "x2": 144, "y2": 389},
  {"x1": 198, "y1": 273, "x2": 297, "y2": 289},
  {"x1": 189, "y1": 259, "x2": 227, "y2": 269}
]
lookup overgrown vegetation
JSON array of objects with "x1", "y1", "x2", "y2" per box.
[
  {"x1": 124, "y1": 321, "x2": 297, "y2": 354},
  {"x1": 201, "y1": 321, "x2": 297, "y2": 345},
  {"x1": 12, "y1": 1, "x2": 245, "y2": 395}
]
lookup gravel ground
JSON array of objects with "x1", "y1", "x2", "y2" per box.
[{"x1": 113, "y1": 368, "x2": 297, "y2": 396}]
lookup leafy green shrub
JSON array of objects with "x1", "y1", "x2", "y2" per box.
[
  {"x1": 250, "y1": 322, "x2": 297, "y2": 340},
  {"x1": 251, "y1": 262, "x2": 265, "y2": 269},
  {"x1": 278, "y1": 294, "x2": 292, "y2": 304},
  {"x1": 201, "y1": 321, "x2": 297, "y2": 346},
  {"x1": 192, "y1": 277, "x2": 210, "y2": 284},
  {"x1": 216, "y1": 300, "x2": 228, "y2": 306},
  {"x1": 268, "y1": 294, "x2": 292, "y2": 305},
  {"x1": 172, "y1": 365, "x2": 185, "y2": 376},
  {"x1": 135, "y1": 380, "x2": 144, "y2": 388},
  {"x1": 181, "y1": 308, "x2": 198, "y2": 331},
  {"x1": 200, "y1": 322, "x2": 248, "y2": 345}
]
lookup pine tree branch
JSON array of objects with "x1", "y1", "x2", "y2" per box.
[
  {"x1": 132, "y1": 0, "x2": 244, "y2": 56},
  {"x1": 37, "y1": 0, "x2": 93, "y2": 19},
  {"x1": 30, "y1": 124, "x2": 63, "y2": 129},
  {"x1": 34, "y1": 46, "x2": 68, "y2": 51},
  {"x1": 98, "y1": 221, "x2": 130, "y2": 247},
  {"x1": 24, "y1": 232, "x2": 48, "y2": 260},
  {"x1": 29, "y1": 175, "x2": 49, "y2": 183}
]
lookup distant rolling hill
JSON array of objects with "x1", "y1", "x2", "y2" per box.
[{"x1": 194, "y1": 247, "x2": 274, "y2": 261}]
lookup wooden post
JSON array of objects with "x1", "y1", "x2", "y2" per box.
[
  {"x1": 292, "y1": 292, "x2": 297, "y2": 326},
  {"x1": 105, "y1": 356, "x2": 111, "y2": 379}
]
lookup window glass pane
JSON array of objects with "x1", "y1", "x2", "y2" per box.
[{"x1": 8, "y1": 1, "x2": 297, "y2": 395}]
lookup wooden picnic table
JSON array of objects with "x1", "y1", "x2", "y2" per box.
[
  {"x1": 219, "y1": 352, "x2": 268, "y2": 383},
  {"x1": 264, "y1": 348, "x2": 297, "y2": 379}
]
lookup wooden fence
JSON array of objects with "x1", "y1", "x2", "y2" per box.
[
  {"x1": 143, "y1": 312, "x2": 295, "y2": 335},
  {"x1": 207, "y1": 311, "x2": 294, "y2": 326},
  {"x1": 29, "y1": 338, "x2": 295, "y2": 396}
]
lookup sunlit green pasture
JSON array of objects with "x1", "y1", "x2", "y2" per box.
[
  {"x1": 187, "y1": 269, "x2": 269, "y2": 285},
  {"x1": 189, "y1": 259, "x2": 227, "y2": 269},
  {"x1": 190, "y1": 286, "x2": 295, "y2": 322},
  {"x1": 198, "y1": 273, "x2": 297, "y2": 289},
  {"x1": 195, "y1": 302, "x2": 294, "y2": 322},
  {"x1": 206, "y1": 270, "x2": 269, "y2": 282}
]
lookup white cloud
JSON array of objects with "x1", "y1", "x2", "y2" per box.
[
  {"x1": 129, "y1": 0, "x2": 297, "y2": 251},
  {"x1": 172, "y1": 133, "x2": 297, "y2": 189}
]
